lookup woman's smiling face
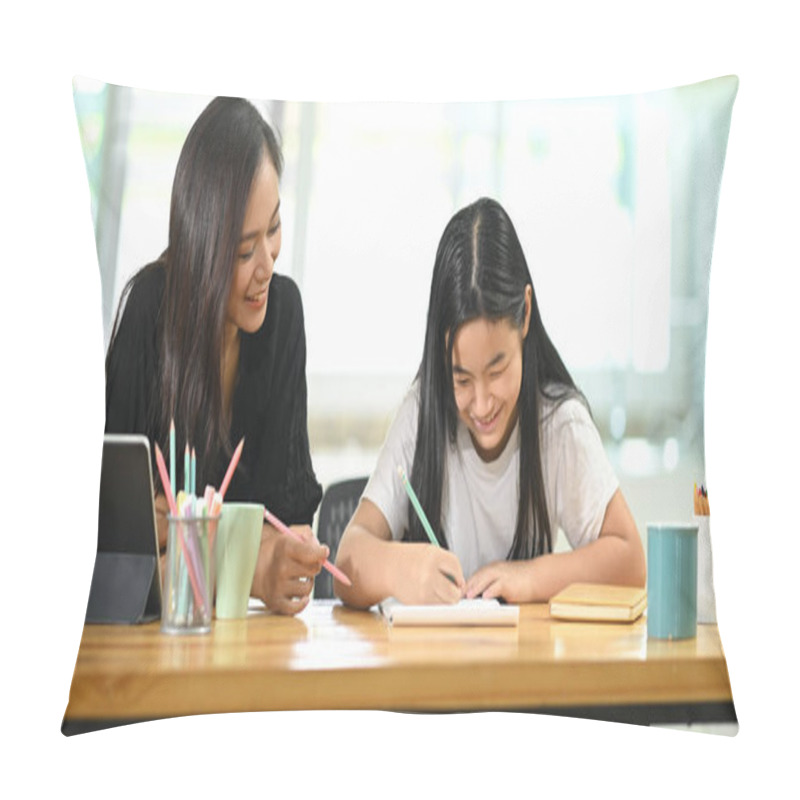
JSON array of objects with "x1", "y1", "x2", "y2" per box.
[
  {"x1": 226, "y1": 154, "x2": 282, "y2": 335},
  {"x1": 451, "y1": 288, "x2": 532, "y2": 462}
]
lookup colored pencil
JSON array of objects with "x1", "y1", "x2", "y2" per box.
[
  {"x1": 203, "y1": 484, "x2": 220, "y2": 561},
  {"x1": 184, "y1": 444, "x2": 190, "y2": 495},
  {"x1": 694, "y1": 483, "x2": 710, "y2": 516},
  {"x1": 203, "y1": 485, "x2": 216, "y2": 513},
  {"x1": 264, "y1": 508, "x2": 352, "y2": 587},
  {"x1": 397, "y1": 465, "x2": 439, "y2": 547},
  {"x1": 191, "y1": 448, "x2": 197, "y2": 497},
  {"x1": 169, "y1": 419, "x2": 176, "y2": 499},
  {"x1": 218, "y1": 437, "x2": 245, "y2": 500},
  {"x1": 155, "y1": 443, "x2": 178, "y2": 516}
]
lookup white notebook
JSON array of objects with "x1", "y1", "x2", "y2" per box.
[{"x1": 379, "y1": 597, "x2": 519, "y2": 627}]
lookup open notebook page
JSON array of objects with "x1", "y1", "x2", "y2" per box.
[{"x1": 379, "y1": 597, "x2": 519, "y2": 626}]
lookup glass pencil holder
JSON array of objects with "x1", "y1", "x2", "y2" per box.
[{"x1": 161, "y1": 513, "x2": 219, "y2": 635}]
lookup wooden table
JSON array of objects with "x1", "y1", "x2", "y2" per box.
[{"x1": 62, "y1": 600, "x2": 736, "y2": 734}]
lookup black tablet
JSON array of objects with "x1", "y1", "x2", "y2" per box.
[{"x1": 85, "y1": 433, "x2": 162, "y2": 624}]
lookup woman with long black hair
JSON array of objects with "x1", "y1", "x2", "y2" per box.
[
  {"x1": 335, "y1": 197, "x2": 645, "y2": 608},
  {"x1": 105, "y1": 96, "x2": 327, "y2": 615}
]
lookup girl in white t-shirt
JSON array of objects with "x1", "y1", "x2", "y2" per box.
[{"x1": 335, "y1": 198, "x2": 645, "y2": 608}]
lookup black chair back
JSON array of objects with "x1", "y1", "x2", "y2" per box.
[{"x1": 315, "y1": 476, "x2": 368, "y2": 599}]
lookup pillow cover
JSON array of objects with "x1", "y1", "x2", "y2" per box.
[{"x1": 67, "y1": 75, "x2": 738, "y2": 735}]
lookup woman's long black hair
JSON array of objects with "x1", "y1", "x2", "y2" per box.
[
  {"x1": 106, "y1": 97, "x2": 283, "y2": 490},
  {"x1": 406, "y1": 197, "x2": 582, "y2": 560}
]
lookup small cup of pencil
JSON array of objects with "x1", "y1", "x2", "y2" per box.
[
  {"x1": 156, "y1": 421, "x2": 245, "y2": 635},
  {"x1": 162, "y1": 508, "x2": 219, "y2": 634},
  {"x1": 693, "y1": 482, "x2": 716, "y2": 624}
]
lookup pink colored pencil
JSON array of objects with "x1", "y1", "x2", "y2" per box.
[
  {"x1": 154, "y1": 443, "x2": 178, "y2": 516},
  {"x1": 264, "y1": 508, "x2": 352, "y2": 587},
  {"x1": 204, "y1": 484, "x2": 220, "y2": 554},
  {"x1": 218, "y1": 438, "x2": 245, "y2": 500}
]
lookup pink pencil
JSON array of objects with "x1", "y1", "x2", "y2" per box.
[
  {"x1": 154, "y1": 443, "x2": 178, "y2": 516},
  {"x1": 204, "y1": 484, "x2": 220, "y2": 554},
  {"x1": 218, "y1": 437, "x2": 245, "y2": 500},
  {"x1": 264, "y1": 508, "x2": 352, "y2": 587},
  {"x1": 207, "y1": 438, "x2": 243, "y2": 560}
]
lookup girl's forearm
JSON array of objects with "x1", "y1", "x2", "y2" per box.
[
  {"x1": 334, "y1": 526, "x2": 398, "y2": 609},
  {"x1": 526, "y1": 533, "x2": 646, "y2": 602}
]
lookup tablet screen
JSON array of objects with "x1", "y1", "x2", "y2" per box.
[
  {"x1": 98, "y1": 433, "x2": 159, "y2": 557},
  {"x1": 86, "y1": 433, "x2": 161, "y2": 624}
]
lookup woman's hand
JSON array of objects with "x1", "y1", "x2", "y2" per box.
[
  {"x1": 392, "y1": 544, "x2": 465, "y2": 605},
  {"x1": 465, "y1": 560, "x2": 534, "y2": 603},
  {"x1": 251, "y1": 523, "x2": 330, "y2": 615},
  {"x1": 154, "y1": 494, "x2": 169, "y2": 591},
  {"x1": 154, "y1": 493, "x2": 169, "y2": 552}
]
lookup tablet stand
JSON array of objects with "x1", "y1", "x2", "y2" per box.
[{"x1": 85, "y1": 551, "x2": 160, "y2": 624}]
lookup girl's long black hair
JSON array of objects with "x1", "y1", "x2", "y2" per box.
[
  {"x1": 106, "y1": 97, "x2": 283, "y2": 490},
  {"x1": 406, "y1": 197, "x2": 582, "y2": 559}
]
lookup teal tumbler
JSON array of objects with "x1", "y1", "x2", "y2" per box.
[{"x1": 647, "y1": 523, "x2": 698, "y2": 640}]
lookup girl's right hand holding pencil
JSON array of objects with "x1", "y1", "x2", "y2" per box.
[
  {"x1": 391, "y1": 543, "x2": 465, "y2": 605},
  {"x1": 335, "y1": 498, "x2": 465, "y2": 608}
]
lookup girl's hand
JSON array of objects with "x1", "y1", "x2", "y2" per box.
[
  {"x1": 393, "y1": 544, "x2": 465, "y2": 605},
  {"x1": 465, "y1": 560, "x2": 534, "y2": 603},
  {"x1": 251, "y1": 523, "x2": 330, "y2": 615}
]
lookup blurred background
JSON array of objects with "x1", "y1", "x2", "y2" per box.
[{"x1": 73, "y1": 77, "x2": 732, "y2": 549}]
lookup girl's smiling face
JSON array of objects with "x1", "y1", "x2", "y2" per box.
[
  {"x1": 227, "y1": 155, "x2": 282, "y2": 335},
  {"x1": 451, "y1": 287, "x2": 532, "y2": 462}
]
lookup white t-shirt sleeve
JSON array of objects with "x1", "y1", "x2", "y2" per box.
[
  {"x1": 551, "y1": 400, "x2": 619, "y2": 549},
  {"x1": 362, "y1": 387, "x2": 419, "y2": 540}
]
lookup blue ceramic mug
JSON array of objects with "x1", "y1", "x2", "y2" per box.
[{"x1": 647, "y1": 523, "x2": 698, "y2": 640}]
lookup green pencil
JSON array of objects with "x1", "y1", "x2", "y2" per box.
[{"x1": 397, "y1": 465, "x2": 439, "y2": 547}]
